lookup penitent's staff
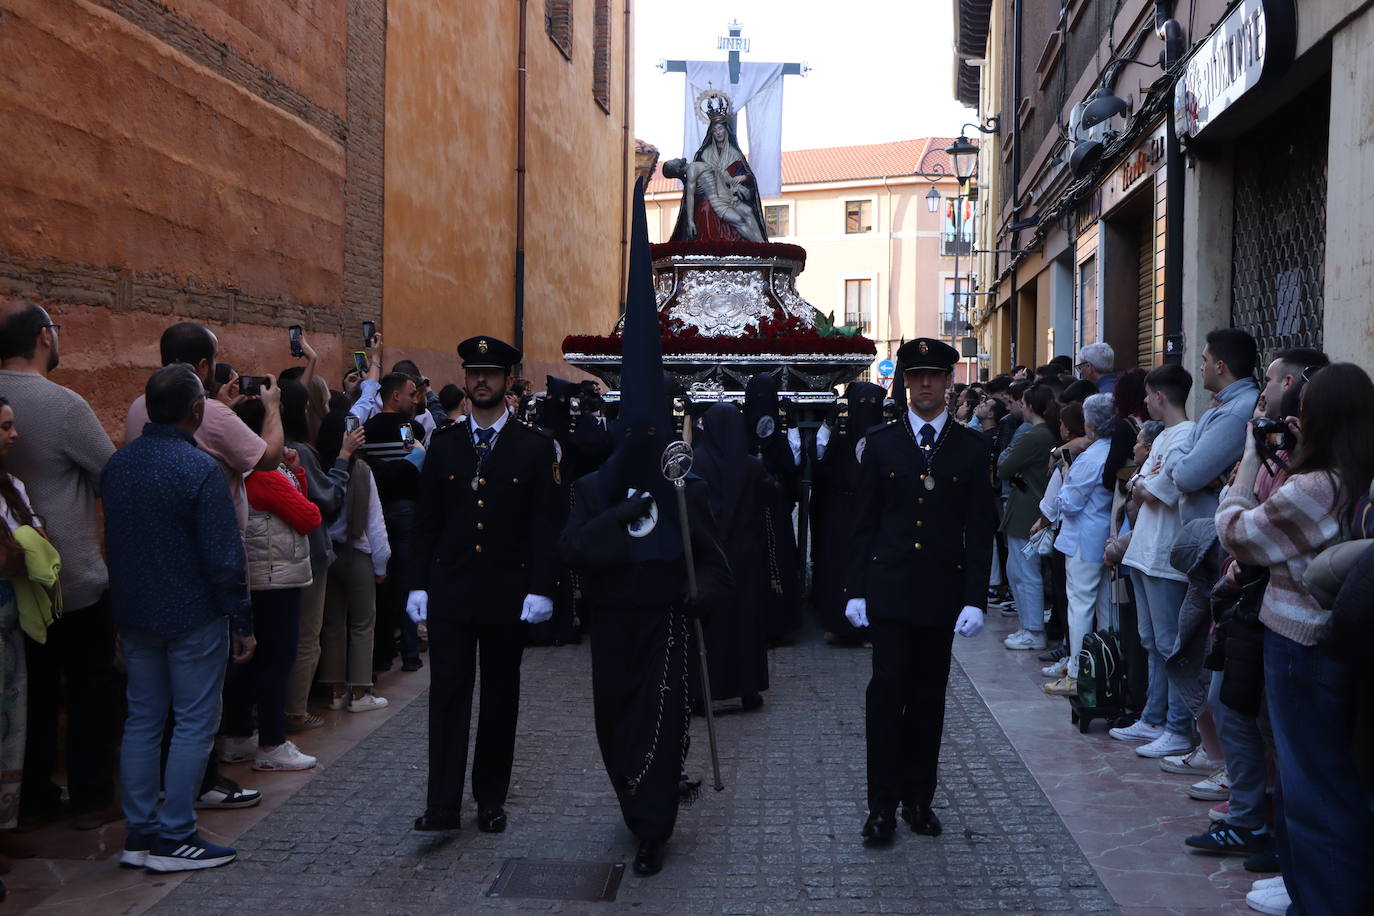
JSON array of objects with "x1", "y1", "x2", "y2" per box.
[{"x1": 661, "y1": 440, "x2": 724, "y2": 792}]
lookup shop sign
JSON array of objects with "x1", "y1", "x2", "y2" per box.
[
  {"x1": 1100, "y1": 124, "x2": 1166, "y2": 213},
  {"x1": 1174, "y1": 0, "x2": 1296, "y2": 139}
]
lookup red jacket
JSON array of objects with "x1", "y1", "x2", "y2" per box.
[{"x1": 245, "y1": 466, "x2": 321, "y2": 535}]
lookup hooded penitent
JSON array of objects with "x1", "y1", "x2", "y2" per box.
[{"x1": 598, "y1": 178, "x2": 681, "y2": 561}]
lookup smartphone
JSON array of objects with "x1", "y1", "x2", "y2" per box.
[
  {"x1": 344, "y1": 414, "x2": 361, "y2": 434},
  {"x1": 239, "y1": 375, "x2": 266, "y2": 397},
  {"x1": 353, "y1": 350, "x2": 368, "y2": 375},
  {"x1": 399, "y1": 424, "x2": 415, "y2": 447},
  {"x1": 362, "y1": 321, "x2": 376, "y2": 349},
  {"x1": 289, "y1": 325, "x2": 303, "y2": 357}
]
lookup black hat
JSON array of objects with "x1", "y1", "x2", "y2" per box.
[
  {"x1": 458, "y1": 336, "x2": 520, "y2": 370},
  {"x1": 896, "y1": 338, "x2": 960, "y2": 374}
]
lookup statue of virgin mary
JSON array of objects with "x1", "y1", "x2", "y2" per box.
[{"x1": 663, "y1": 99, "x2": 769, "y2": 244}]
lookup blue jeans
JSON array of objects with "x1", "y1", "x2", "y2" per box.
[
  {"x1": 1208, "y1": 669, "x2": 1271, "y2": 831},
  {"x1": 121, "y1": 617, "x2": 228, "y2": 841},
  {"x1": 1265, "y1": 630, "x2": 1373, "y2": 916},
  {"x1": 1004, "y1": 537, "x2": 1045, "y2": 634},
  {"x1": 1128, "y1": 569, "x2": 1190, "y2": 736}
]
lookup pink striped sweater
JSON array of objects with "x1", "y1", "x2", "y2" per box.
[{"x1": 1216, "y1": 470, "x2": 1346, "y2": 647}]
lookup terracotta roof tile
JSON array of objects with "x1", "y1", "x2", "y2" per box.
[{"x1": 645, "y1": 137, "x2": 972, "y2": 195}]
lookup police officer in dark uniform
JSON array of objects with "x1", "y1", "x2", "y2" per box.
[
  {"x1": 406, "y1": 335, "x2": 563, "y2": 833},
  {"x1": 844, "y1": 338, "x2": 996, "y2": 843}
]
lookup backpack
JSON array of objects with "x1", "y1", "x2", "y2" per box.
[{"x1": 1076, "y1": 629, "x2": 1127, "y2": 710}]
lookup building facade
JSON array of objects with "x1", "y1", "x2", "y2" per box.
[
  {"x1": 0, "y1": 0, "x2": 629, "y2": 436},
  {"x1": 646, "y1": 139, "x2": 979, "y2": 385},
  {"x1": 954, "y1": 0, "x2": 1374, "y2": 407}
]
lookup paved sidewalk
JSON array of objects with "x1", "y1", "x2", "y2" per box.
[{"x1": 149, "y1": 629, "x2": 1115, "y2": 915}]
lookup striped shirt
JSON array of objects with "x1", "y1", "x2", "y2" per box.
[{"x1": 1216, "y1": 470, "x2": 1346, "y2": 647}]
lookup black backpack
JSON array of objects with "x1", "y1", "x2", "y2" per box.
[{"x1": 1076, "y1": 629, "x2": 1127, "y2": 710}]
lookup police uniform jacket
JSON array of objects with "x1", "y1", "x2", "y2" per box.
[
  {"x1": 411, "y1": 417, "x2": 563, "y2": 624},
  {"x1": 845, "y1": 416, "x2": 996, "y2": 627}
]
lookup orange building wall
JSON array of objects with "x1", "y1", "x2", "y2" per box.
[
  {"x1": 382, "y1": 0, "x2": 631, "y2": 387},
  {"x1": 0, "y1": 0, "x2": 364, "y2": 440}
]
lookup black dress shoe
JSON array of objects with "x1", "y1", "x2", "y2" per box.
[
  {"x1": 477, "y1": 807, "x2": 507, "y2": 833},
  {"x1": 901, "y1": 805, "x2": 942, "y2": 836},
  {"x1": 740, "y1": 693, "x2": 764, "y2": 712},
  {"x1": 861, "y1": 810, "x2": 895, "y2": 843},
  {"x1": 401, "y1": 657, "x2": 423, "y2": 672},
  {"x1": 632, "y1": 838, "x2": 665, "y2": 875},
  {"x1": 414, "y1": 808, "x2": 460, "y2": 831}
]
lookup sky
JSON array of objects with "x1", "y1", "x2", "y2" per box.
[{"x1": 633, "y1": 0, "x2": 978, "y2": 157}]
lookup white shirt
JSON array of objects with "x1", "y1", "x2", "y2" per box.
[
  {"x1": 0, "y1": 475, "x2": 34, "y2": 531},
  {"x1": 1122, "y1": 420, "x2": 1196, "y2": 582},
  {"x1": 470, "y1": 407, "x2": 510, "y2": 443},
  {"x1": 328, "y1": 470, "x2": 391, "y2": 577},
  {"x1": 907, "y1": 409, "x2": 948, "y2": 445}
]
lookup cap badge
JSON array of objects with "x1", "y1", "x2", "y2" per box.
[
  {"x1": 478, "y1": 339, "x2": 490, "y2": 354},
  {"x1": 919, "y1": 340, "x2": 929, "y2": 355}
]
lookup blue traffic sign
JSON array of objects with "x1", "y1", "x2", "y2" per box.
[{"x1": 877, "y1": 359, "x2": 896, "y2": 377}]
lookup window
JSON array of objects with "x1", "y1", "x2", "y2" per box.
[
  {"x1": 844, "y1": 279, "x2": 871, "y2": 331},
  {"x1": 941, "y1": 197, "x2": 974, "y2": 256},
  {"x1": 942, "y1": 278, "x2": 970, "y2": 337},
  {"x1": 764, "y1": 204, "x2": 790, "y2": 238},
  {"x1": 592, "y1": 0, "x2": 611, "y2": 112},
  {"x1": 845, "y1": 200, "x2": 872, "y2": 234},
  {"x1": 546, "y1": 0, "x2": 572, "y2": 59}
]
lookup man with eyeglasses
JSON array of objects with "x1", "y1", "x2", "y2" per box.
[
  {"x1": 0, "y1": 298, "x2": 122, "y2": 831},
  {"x1": 1075, "y1": 341, "x2": 1117, "y2": 394}
]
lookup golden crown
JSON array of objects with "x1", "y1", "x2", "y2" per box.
[{"x1": 696, "y1": 89, "x2": 734, "y2": 125}]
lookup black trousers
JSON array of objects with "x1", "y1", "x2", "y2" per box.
[
  {"x1": 865, "y1": 619, "x2": 954, "y2": 815},
  {"x1": 591, "y1": 606, "x2": 691, "y2": 843},
  {"x1": 425, "y1": 616, "x2": 523, "y2": 814},
  {"x1": 22, "y1": 594, "x2": 120, "y2": 813},
  {"x1": 223, "y1": 589, "x2": 302, "y2": 748}
]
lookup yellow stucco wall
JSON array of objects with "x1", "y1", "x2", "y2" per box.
[{"x1": 383, "y1": 0, "x2": 630, "y2": 386}]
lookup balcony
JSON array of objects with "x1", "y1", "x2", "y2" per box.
[
  {"x1": 940, "y1": 236, "x2": 973, "y2": 257},
  {"x1": 844, "y1": 314, "x2": 870, "y2": 333}
]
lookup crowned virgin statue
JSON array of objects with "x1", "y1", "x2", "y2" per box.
[{"x1": 663, "y1": 96, "x2": 769, "y2": 244}]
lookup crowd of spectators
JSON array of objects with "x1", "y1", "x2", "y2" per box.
[
  {"x1": 0, "y1": 302, "x2": 475, "y2": 876},
  {"x1": 963, "y1": 336, "x2": 1373, "y2": 915}
]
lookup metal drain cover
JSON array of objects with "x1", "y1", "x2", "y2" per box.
[{"x1": 486, "y1": 859, "x2": 625, "y2": 902}]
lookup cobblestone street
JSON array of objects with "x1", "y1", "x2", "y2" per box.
[{"x1": 149, "y1": 628, "x2": 1115, "y2": 915}]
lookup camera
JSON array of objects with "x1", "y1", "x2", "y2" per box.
[
  {"x1": 239, "y1": 375, "x2": 267, "y2": 397},
  {"x1": 289, "y1": 325, "x2": 303, "y2": 357},
  {"x1": 1252, "y1": 417, "x2": 1296, "y2": 455},
  {"x1": 353, "y1": 351, "x2": 369, "y2": 375},
  {"x1": 362, "y1": 321, "x2": 376, "y2": 349},
  {"x1": 344, "y1": 414, "x2": 361, "y2": 434},
  {"x1": 399, "y1": 424, "x2": 415, "y2": 447}
]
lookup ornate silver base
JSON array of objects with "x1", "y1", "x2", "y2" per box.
[{"x1": 564, "y1": 352, "x2": 874, "y2": 396}]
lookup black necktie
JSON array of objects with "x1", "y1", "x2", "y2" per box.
[
  {"x1": 919, "y1": 423, "x2": 936, "y2": 452},
  {"x1": 474, "y1": 426, "x2": 495, "y2": 467}
]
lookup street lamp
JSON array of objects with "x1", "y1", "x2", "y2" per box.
[
  {"x1": 925, "y1": 185, "x2": 941, "y2": 213},
  {"x1": 945, "y1": 134, "x2": 979, "y2": 188}
]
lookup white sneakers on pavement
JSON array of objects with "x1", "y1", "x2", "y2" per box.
[
  {"x1": 1188, "y1": 767, "x2": 1232, "y2": 801},
  {"x1": 1160, "y1": 746, "x2": 1214, "y2": 775},
  {"x1": 252, "y1": 740, "x2": 317, "y2": 772},
  {"x1": 1246, "y1": 878, "x2": 1290, "y2": 915},
  {"x1": 1041, "y1": 660, "x2": 1068, "y2": 678},
  {"x1": 348, "y1": 692, "x2": 389, "y2": 713},
  {"x1": 1135, "y1": 731, "x2": 1194, "y2": 758},
  {"x1": 1004, "y1": 629, "x2": 1047, "y2": 650},
  {"x1": 1109, "y1": 719, "x2": 1164, "y2": 743}
]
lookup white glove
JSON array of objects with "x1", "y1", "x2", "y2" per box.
[
  {"x1": 844, "y1": 598, "x2": 869, "y2": 628},
  {"x1": 520, "y1": 594, "x2": 554, "y2": 624},
  {"x1": 405, "y1": 590, "x2": 428, "y2": 624},
  {"x1": 953, "y1": 606, "x2": 984, "y2": 638}
]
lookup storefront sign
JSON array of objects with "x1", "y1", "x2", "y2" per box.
[
  {"x1": 1174, "y1": 0, "x2": 1296, "y2": 139},
  {"x1": 1099, "y1": 124, "x2": 1167, "y2": 214}
]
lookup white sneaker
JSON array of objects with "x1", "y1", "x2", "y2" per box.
[
  {"x1": 1246, "y1": 883, "x2": 1291, "y2": 915},
  {"x1": 1188, "y1": 767, "x2": 1232, "y2": 801},
  {"x1": 1109, "y1": 719, "x2": 1165, "y2": 743},
  {"x1": 1135, "y1": 731, "x2": 1193, "y2": 758},
  {"x1": 217, "y1": 733, "x2": 258, "y2": 764},
  {"x1": 1041, "y1": 660, "x2": 1068, "y2": 678},
  {"x1": 348, "y1": 692, "x2": 389, "y2": 713},
  {"x1": 1160, "y1": 746, "x2": 1214, "y2": 775},
  {"x1": 1251, "y1": 876, "x2": 1285, "y2": 892},
  {"x1": 1004, "y1": 630, "x2": 1047, "y2": 650},
  {"x1": 252, "y1": 740, "x2": 317, "y2": 772}
]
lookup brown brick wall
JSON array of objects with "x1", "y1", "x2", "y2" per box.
[{"x1": 0, "y1": 0, "x2": 387, "y2": 437}]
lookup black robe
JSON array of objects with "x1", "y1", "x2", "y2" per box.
[
  {"x1": 744, "y1": 374, "x2": 802, "y2": 641},
  {"x1": 692, "y1": 404, "x2": 776, "y2": 701},
  {"x1": 560, "y1": 474, "x2": 731, "y2": 842}
]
